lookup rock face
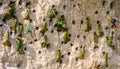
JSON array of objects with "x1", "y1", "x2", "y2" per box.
[{"x1": 0, "y1": 0, "x2": 120, "y2": 69}]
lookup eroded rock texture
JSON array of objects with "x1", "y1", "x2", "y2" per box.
[{"x1": 0, "y1": 0, "x2": 120, "y2": 69}]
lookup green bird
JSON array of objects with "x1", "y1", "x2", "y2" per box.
[
  {"x1": 58, "y1": 19, "x2": 66, "y2": 28},
  {"x1": 16, "y1": 38, "x2": 25, "y2": 54},
  {"x1": 4, "y1": 5, "x2": 16, "y2": 19},
  {"x1": 24, "y1": 8, "x2": 30, "y2": 20},
  {"x1": 41, "y1": 35, "x2": 48, "y2": 48},
  {"x1": 25, "y1": 25, "x2": 33, "y2": 38},
  {"x1": 56, "y1": 19, "x2": 68, "y2": 32},
  {"x1": 49, "y1": 7, "x2": 58, "y2": 18},
  {"x1": 106, "y1": 37, "x2": 112, "y2": 47},
  {"x1": 98, "y1": 24, "x2": 103, "y2": 37},
  {"x1": 85, "y1": 18, "x2": 92, "y2": 32},
  {"x1": 63, "y1": 31, "x2": 70, "y2": 44},
  {"x1": 2, "y1": 32, "x2": 11, "y2": 47},
  {"x1": 18, "y1": 24, "x2": 24, "y2": 37},
  {"x1": 103, "y1": 52, "x2": 108, "y2": 67},
  {"x1": 56, "y1": 50, "x2": 62, "y2": 63},
  {"x1": 10, "y1": 19, "x2": 18, "y2": 33},
  {"x1": 78, "y1": 46, "x2": 85, "y2": 59},
  {"x1": 94, "y1": 32, "x2": 99, "y2": 48},
  {"x1": 40, "y1": 23, "x2": 48, "y2": 34}
]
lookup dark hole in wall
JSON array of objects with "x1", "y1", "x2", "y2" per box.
[
  {"x1": 102, "y1": 0, "x2": 106, "y2": 7},
  {"x1": 34, "y1": 39, "x2": 37, "y2": 42},
  {"x1": 0, "y1": 2, "x2": 3, "y2": 7},
  {"x1": 78, "y1": 3, "x2": 80, "y2": 7},
  {"x1": 30, "y1": 19, "x2": 32, "y2": 23},
  {"x1": 70, "y1": 43, "x2": 73, "y2": 46},
  {"x1": 43, "y1": 18, "x2": 46, "y2": 21},
  {"x1": 97, "y1": 20, "x2": 100, "y2": 24},
  {"x1": 61, "y1": 55, "x2": 64, "y2": 58},
  {"x1": 0, "y1": 24, "x2": 3, "y2": 27},
  {"x1": 61, "y1": 41, "x2": 64, "y2": 44},
  {"x1": 9, "y1": 1, "x2": 15, "y2": 6},
  {"x1": 51, "y1": 30, "x2": 54, "y2": 33},
  {"x1": 73, "y1": 4, "x2": 76, "y2": 7},
  {"x1": 83, "y1": 36, "x2": 86, "y2": 40},
  {"x1": 112, "y1": 31, "x2": 114, "y2": 35},
  {"x1": 75, "y1": 47, "x2": 78, "y2": 51},
  {"x1": 68, "y1": 34, "x2": 71, "y2": 37},
  {"x1": 10, "y1": 31, "x2": 13, "y2": 35},
  {"x1": 110, "y1": 1, "x2": 115, "y2": 10},
  {"x1": 81, "y1": 20, "x2": 83, "y2": 24},
  {"x1": 105, "y1": 27, "x2": 108, "y2": 30},
  {"x1": 38, "y1": 50, "x2": 41, "y2": 54},
  {"x1": 68, "y1": 52, "x2": 71, "y2": 55},
  {"x1": 33, "y1": 10, "x2": 36, "y2": 12},
  {"x1": 24, "y1": 47, "x2": 27, "y2": 51},
  {"x1": 77, "y1": 35, "x2": 80, "y2": 38},
  {"x1": 35, "y1": 27, "x2": 39, "y2": 30},
  {"x1": 95, "y1": 10, "x2": 98, "y2": 14},
  {"x1": 2, "y1": 18, "x2": 6, "y2": 23},
  {"x1": 72, "y1": 20, "x2": 75, "y2": 25},
  {"x1": 106, "y1": 11, "x2": 110, "y2": 15},
  {"x1": 19, "y1": 0, "x2": 22, "y2": 5},
  {"x1": 49, "y1": 18, "x2": 53, "y2": 22},
  {"x1": 75, "y1": 57, "x2": 78, "y2": 61},
  {"x1": 26, "y1": 1, "x2": 31, "y2": 7},
  {"x1": 63, "y1": 5, "x2": 67, "y2": 10},
  {"x1": 30, "y1": 41, "x2": 33, "y2": 44},
  {"x1": 17, "y1": 64, "x2": 21, "y2": 68}
]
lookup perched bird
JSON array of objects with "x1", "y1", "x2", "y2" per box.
[
  {"x1": 56, "y1": 50, "x2": 62, "y2": 63},
  {"x1": 25, "y1": 25, "x2": 33, "y2": 38},
  {"x1": 55, "y1": 16, "x2": 68, "y2": 32},
  {"x1": 18, "y1": 24, "x2": 24, "y2": 37},
  {"x1": 2, "y1": 32, "x2": 11, "y2": 47},
  {"x1": 10, "y1": 19, "x2": 18, "y2": 33},
  {"x1": 103, "y1": 52, "x2": 108, "y2": 67},
  {"x1": 24, "y1": 7, "x2": 30, "y2": 20},
  {"x1": 40, "y1": 23, "x2": 48, "y2": 34},
  {"x1": 78, "y1": 46, "x2": 85, "y2": 59},
  {"x1": 16, "y1": 38, "x2": 25, "y2": 54},
  {"x1": 94, "y1": 32, "x2": 99, "y2": 49},
  {"x1": 49, "y1": 5, "x2": 58, "y2": 18},
  {"x1": 63, "y1": 31, "x2": 70, "y2": 44},
  {"x1": 98, "y1": 24, "x2": 104, "y2": 37},
  {"x1": 106, "y1": 36, "x2": 115, "y2": 50},
  {"x1": 41, "y1": 35, "x2": 48, "y2": 48},
  {"x1": 3, "y1": 5, "x2": 16, "y2": 20},
  {"x1": 85, "y1": 17, "x2": 92, "y2": 32}
]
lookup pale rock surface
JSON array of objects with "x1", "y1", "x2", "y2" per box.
[{"x1": 0, "y1": 0, "x2": 120, "y2": 69}]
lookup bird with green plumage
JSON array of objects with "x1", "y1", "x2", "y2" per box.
[
  {"x1": 49, "y1": 5, "x2": 58, "y2": 18},
  {"x1": 94, "y1": 32, "x2": 99, "y2": 49},
  {"x1": 2, "y1": 32, "x2": 11, "y2": 47},
  {"x1": 10, "y1": 19, "x2": 18, "y2": 33},
  {"x1": 18, "y1": 24, "x2": 24, "y2": 37},
  {"x1": 56, "y1": 50, "x2": 62, "y2": 63},
  {"x1": 24, "y1": 8, "x2": 30, "y2": 20},
  {"x1": 103, "y1": 52, "x2": 108, "y2": 67},
  {"x1": 98, "y1": 24, "x2": 104, "y2": 37},
  {"x1": 41, "y1": 35, "x2": 48, "y2": 48},
  {"x1": 55, "y1": 17, "x2": 68, "y2": 32},
  {"x1": 16, "y1": 38, "x2": 25, "y2": 54},
  {"x1": 40, "y1": 23, "x2": 48, "y2": 34},
  {"x1": 4, "y1": 5, "x2": 16, "y2": 20},
  {"x1": 85, "y1": 18, "x2": 92, "y2": 32},
  {"x1": 25, "y1": 25, "x2": 33, "y2": 38},
  {"x1": 63, "y1": 31, "x2": 70, "y2": 44},
  {"x1": 106, "y1": 36, "x2": 115, "y2": 50},
  {"x1": 78, "y1": 46, "x2": 85, "y2": 59}
]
